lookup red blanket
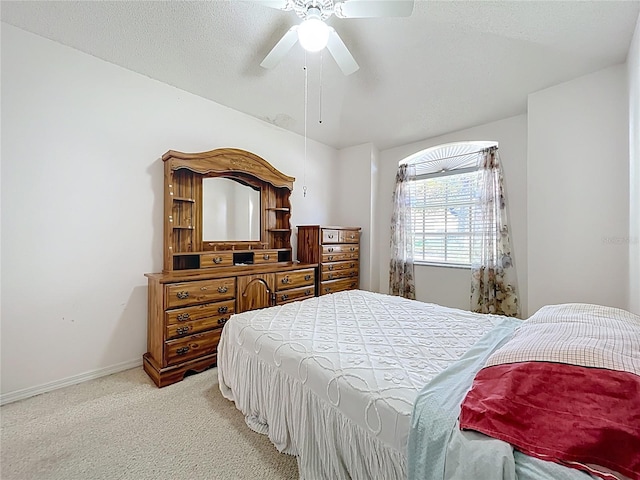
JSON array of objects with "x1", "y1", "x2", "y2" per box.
[{"x1": 459, "y1": 303, "x2": 640, "y2": 480}]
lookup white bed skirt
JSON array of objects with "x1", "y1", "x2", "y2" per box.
[
  {"x1": 218, "y1": 336, "x2": 407, "y2": 480},
  {"x1": 217, "y1": 291, "x2": 506, "y2": 479}
]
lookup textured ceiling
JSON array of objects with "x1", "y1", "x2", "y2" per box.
[{"x1": 2, "y1": 0, "x2": 639, "y2": 150}]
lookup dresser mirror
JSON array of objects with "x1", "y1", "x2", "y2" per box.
[
  {"x1": 162, "y1": 148, "x2": 295, "y2": 272},
  {"x1": 202, "y1": 178, "x2": 261, "y2": 242}
]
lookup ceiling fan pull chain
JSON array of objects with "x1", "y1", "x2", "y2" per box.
[
  {"x1": 303, "y1": 51, "x2": 308, "y2": 197},
  {"x1": 319, "y1": 51, "x2": 323, "y2": 124}
]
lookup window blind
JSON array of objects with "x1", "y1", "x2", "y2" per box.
[{"x1": 409, "y1": 169, "x2": 478, "y2": 266}]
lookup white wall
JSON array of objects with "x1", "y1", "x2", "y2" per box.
[
  {"x1": 527, "y1": 65, "x2": 629, "y2": 314},
  {"x1": 376, "y1": 63, "x2": 631, "y2": 318},
  {"x1": 0, "y1": 24, "x2": 337, "y2": 402},
  {"x1": 378, "y1": 115, "x2": 529, "y2": 315},
  {"x1": 628, "y1": 15, "x2": 640, "y2": 315},
  {"x1": 370, "y1": 147, "x2": 381, "y2": 293},
  {"x1": 334, "y1": 143, "x2": 379, "y2": 292}
]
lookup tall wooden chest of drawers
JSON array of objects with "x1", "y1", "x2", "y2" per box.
[{"x1": 297, "y1": 226, "x2": 361, "y2": 295}]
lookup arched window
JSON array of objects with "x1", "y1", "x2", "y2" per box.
[{"x1": 400, "y1": 141, "x2": 497, "y2": 267}]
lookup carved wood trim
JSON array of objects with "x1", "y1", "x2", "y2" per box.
[{"x1": 162, "y1": 148, "x2": 294, "y2": 190}]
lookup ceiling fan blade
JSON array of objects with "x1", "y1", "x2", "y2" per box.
[
  {"x1": 326, "y1": 28, "x2": 359, "y2": 76},
  {"x1": 334, "y1": 0, "x2": 414, "y2": 18},
  {"x1": 250, "y1": 0, "x2": 291, "y2": 10},
  {"x1": 260, "y1": 26, "x2": 299, "y2": 69}
]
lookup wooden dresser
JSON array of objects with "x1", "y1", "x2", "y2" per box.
[
  {"x1": 145, "y1": 263, "x2": 315, "y2": 387},
  {"x1": 297, "y1": 225, "x2": 361, "y2": 295},
  {"x1": 144, "y1": 148, "x2": 316, "y2": 387}
]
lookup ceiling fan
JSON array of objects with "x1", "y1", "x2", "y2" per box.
[{"x1": 256, "y1": 0, "x2": 415, "y2": 76}]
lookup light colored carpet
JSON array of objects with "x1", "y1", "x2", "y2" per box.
[{"x1": 0, "y1": 367, "x2": 299, "y2": 480}]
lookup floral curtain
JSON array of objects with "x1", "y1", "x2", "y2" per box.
[
  {"x1": 389, "y1": 163, "x2": 416, "y2": 299},
  {"x1": 470, "y1": 148, "x2": 520, "y2": 317}
]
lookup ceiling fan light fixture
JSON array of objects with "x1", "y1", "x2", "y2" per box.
[{"x1": 297, "y1": 15, "x2": 329, "y2": 52}]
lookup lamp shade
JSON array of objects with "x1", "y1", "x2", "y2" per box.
[{"x1": 297, "y1": 17, "x2": 330, "y2": 52}]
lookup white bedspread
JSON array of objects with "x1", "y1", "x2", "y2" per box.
[{"x1": 218, "y1": 290, "x2": 505, "y2": 479}]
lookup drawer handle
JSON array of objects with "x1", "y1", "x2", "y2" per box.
[
  {"x1": 305, "y1": 289, "x2": 311, "y2": 296},
  {"x1": 327, "y1": 256, "x2": 334, "y2": 261},
  {"x1": 350, "y1": 272, "x2": 356, "y2": 277},
  {"x1": 328, "y1": 247, "x2": 334, "y2": 252},
  {"x1": 176, "y1": 326, "x2": 190, "y2": 335},
  {"x1": 176, "y1": 346, "x2": 190, "y2": 356},
  {"x1": 263, "y1": 254, "x2": 270, "y2": 260},
  {"x1": 350, "y1": 282, "x2": 356, "y2": 287},
  {"x1": 280, "y1": 294, "x2": 289, "y2": 301},
  {"x1": 213, "y1": 256, "x2": 223, "y2": 264},
  {"x1": 328, "y1": 273, "x2": 334, "y2": 279},
  {"x1": 324, "y1": 287, "x2": 331, "y2": 293},
  {"x1": 176, "y1": 291, "x2": 189, "y2": 299},
  {"x1": 218, "y1": 286, "x2": 228, "y2": 293},
  {"x1": 350, "y1": 234, "x2": 355, "y2": 239},
  {"x1": 328, "y1": 234, "x2": 334, "y2": 239},
  {"x1": 217, "y1": 317, "x2": 229, "y2": 326},
  {"x1": 218, "y1": 306, "x2": 228, "y2": 313},
  {"x1": 304, "y1": 274, "x2": 311, "y2": 281},
  {"x1": 328, "y1": 265, "x2": 334, "y2": 271},
  {"x1": 350, "y1": 247, "x2": 355, "y2": 252},
  {"x1": 350, "y1": 263, "x2": 355, "y2": 268},
  {"x1": 177, "y1": 313, "x2": 190, "y2": 322},
  {"x1": 281, "y1": 276, "x2": 290, "y2": 284}
]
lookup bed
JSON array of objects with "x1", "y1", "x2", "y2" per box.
[{"x1": 217, "y1": 290, "x2": 640, "y2": 480}]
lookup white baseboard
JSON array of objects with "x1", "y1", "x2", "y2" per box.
[{"x1": 0, "y1": 358, "x2": 143, "y2": 406}]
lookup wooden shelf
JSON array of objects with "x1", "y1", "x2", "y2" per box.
[
  {"x1": 172, "y1": 197, "x2": 195, "y2": 203},
  {"x1": 173, "y1": 248, "x2": 289, "y2": 257},
  {"x1": 268, "y1": 229, "x2": 290, "y2": 232}
]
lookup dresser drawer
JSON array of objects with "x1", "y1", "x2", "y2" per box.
[
  {"x1": 339, "y1": 230, "x2": 360, "y2": 243},
  {"x1": 321, "y1": 267, "x2": 359, "y2": 282},
  {"x1": 200, "y1": 252, "x2": 234, "y2": 268},
  {"x1": 321, "y1": 229, "x2": 340, "y2": 243},
  {"x1": 322, "y1": 244, "x2": 359, "y2": 255},
  {"x1": 165, "y1": 278, "x2": 235, "y2": 308},
  {"x1": 166, "y1": 299, "x2": 235, "y2": 325},
  {"x1": 319, "y1": 277, "x2": 359, "y2": 295},
  {"x1": 322, "y1": 260, "x2": 358, "y2": 274},
  {"x1": 276, "y1": 285, "x2": 315, "y2": 304},
  {"x1": 165, "y1": 300, "x2": 235, "y2": 339},
  {"x1": 275, "y1": 268, "x2": 315, "y2": 290},
  {"x1": 164, "y1": 330, "x2": 222, "y2": 366},
  {"x1": 253, "y1": 250, "x2": 279, "y2": 264},
  {"x1": 322, "y1": 251, "x2": 359, "y2": 263}
]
